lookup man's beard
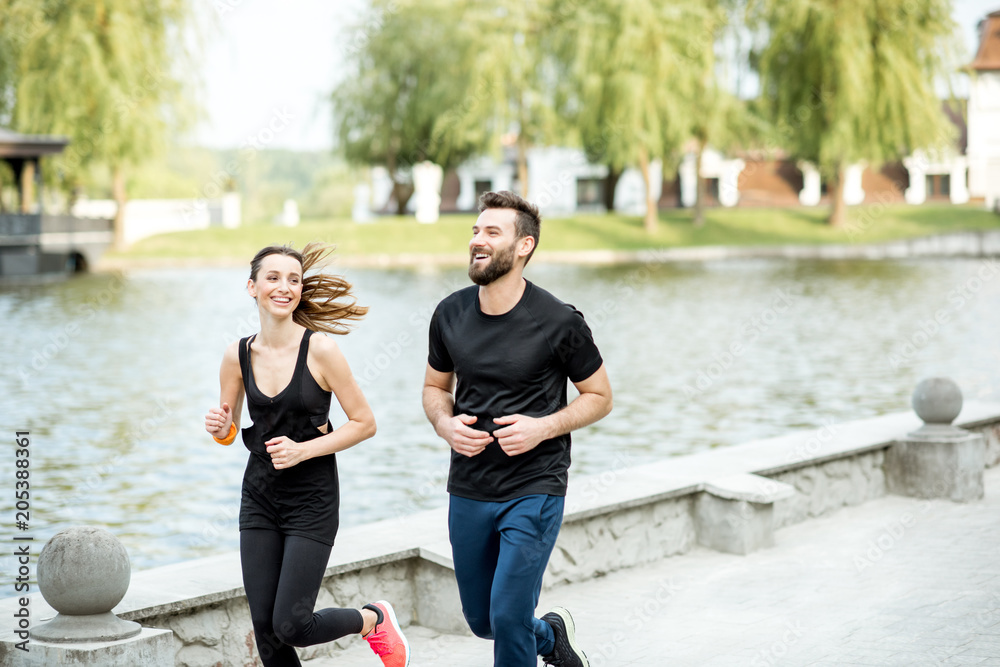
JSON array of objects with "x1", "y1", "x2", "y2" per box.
[{"x1": 468, "y1": 241, "x2": 516, "y2": 286}]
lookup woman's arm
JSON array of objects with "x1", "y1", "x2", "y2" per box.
[
  {"x1": 264, "y1": 335, "x2": 376, "y2": 469},
  {"x1": 205, "y1": 340, "x2": 245, "y2": 439}
]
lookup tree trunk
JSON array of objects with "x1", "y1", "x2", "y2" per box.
[
  {"x1": 516, "y1": 87, "x2": 529, "y2": 198},
  {"x1": 828, "y1": 164, "x2": 846, "y2": 227},
  {"x1": 517, "y1": 134, "x2": 529, "y2": 199},
  {"x1": 603, "y1": 166, "x2": 622, "y2": 213},
  {"x1": 638, "y1": 147, "x2": 658, "y2": 233},
  {"x1": 393, "y1": 180, "x2": 414, "y2": 215},
  {"x1": 385, "y1": 150, "x2": 413, "y2": 215},
  {"x1": 694, "y1": 145, "x2": 706, "y2": 227},
  {"x1": 112, "y1": 165, "x2": 127, "y2": 250}
]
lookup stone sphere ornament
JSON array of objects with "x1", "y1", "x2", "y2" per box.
[
  {"x1": 31, "y1": 526, "x2": 141, "y2": 643},
  {"x1": 909, "y1": 377, "x2": 965, "y2": 439}
]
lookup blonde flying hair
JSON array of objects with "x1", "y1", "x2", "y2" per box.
[{"x1": 249, "y1": 242, "x2": 367, "y2": 335}]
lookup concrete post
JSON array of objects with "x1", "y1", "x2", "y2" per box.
[
  {"x1": 221, "y1": 191, "x2": 242, "y2": 228},
  {"x1": 0, "y1": 527, "x2": 174, "y2": 666},
  {"x1": 695, "y1": 473, "x2": 796, "y2": 555},
  {"x1": 718, "y1": 159, "x2": 745, "y2": 208},
  {"x1": 843, "y1": 163, "x2": 866, "y2": 205},
  {"x1": 797, "y1": 161, "x2": 821, "y2": 206},
  {"x1": 903, "y1": 155, "x2": 927, "y2": 205},
  {"x1": 413, "y1": 160, "x2": 444, "y2": 224},
  {"x1": 949, "y1": 156, "x2": 970, "y2": 205},
  {"x1": 885, "y1": 378, "x2": 986, "y2": 502},
  {"x1": 679, "y1": 153, "x2": 697, "y2": 208}
]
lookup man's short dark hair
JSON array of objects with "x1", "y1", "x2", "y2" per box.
[{"x1": 478, "y1": 190, "x2": 541, "y2": 264}]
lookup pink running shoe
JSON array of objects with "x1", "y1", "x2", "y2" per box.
[{"x1": 362, "y1": 600, "x2": 410, "y2": 667}]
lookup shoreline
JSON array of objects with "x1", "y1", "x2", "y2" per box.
[{"x1": 94, "y1": 228, "x2": 1000, "y2": 272}]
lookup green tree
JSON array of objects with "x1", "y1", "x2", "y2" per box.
[
  {"x1": 689, "y1": 0, "x2": 755, "y2": 227},
  {"x1": 441, "y1": 0, "x2": 573, "y2": 199},
  {"x1": 7, "y1": 0, "x2": 197, "y2": 248},
  {"x1": 333, "y1": 0, "x2": 485, "y2": 215},
  {"x1": 0, "y1": 5, "x2": 29, "y2": 123},
  {"x1": 752, "y1": 0, "x2": 961, "y2": 226},
  {"x1": 0, "y1": 3, "x2": 44, "y2": 209},
  {"x1": 559, "y1": 0, "x2": 719, "y2": 231}
]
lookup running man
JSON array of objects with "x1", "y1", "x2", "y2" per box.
[{"x1": 422, "y1": 191, "x2": 613, "y2": 667}]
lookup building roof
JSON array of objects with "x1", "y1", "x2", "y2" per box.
[
  {"x1": 970, "y1": 10, "x2": 1000, "y2": 71},
  {"x1": 0, "y1": 127, "x2": 70, "y2": 159}
]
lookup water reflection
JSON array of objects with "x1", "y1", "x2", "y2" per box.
[{"x1": 1, "y1": 258, "x2": 998, "y2": 592}]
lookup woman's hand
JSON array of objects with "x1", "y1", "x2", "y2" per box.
[
  {"x1": 265, "y1": 436, "x2": 308, "y2": 469},
  {"x1": 205, "y1": 402, "x2": 233, "y2": 438}
]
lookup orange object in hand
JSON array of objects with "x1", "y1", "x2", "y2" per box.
[{"x1": 213, "y1": 423, "x2": 237, "y2": 446}]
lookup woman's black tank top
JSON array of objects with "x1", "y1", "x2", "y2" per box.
[{"x1": 237, "y1": 329, "x2": 340, "y2": 545}]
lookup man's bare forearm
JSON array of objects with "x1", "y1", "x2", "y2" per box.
[
  {"x1": 538, "y1": 390, "x2": 612, "y2": 441},
  {"x1": 423, "y1": 385, "x2": 456, "y2": 435}
]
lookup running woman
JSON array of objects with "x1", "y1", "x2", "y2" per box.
[
  {"x1": 422, "y1": 191, "x2": 613, "y2": 666},
  {"x1": 205, "y1": 243, "x2": 409, "y2": 667}
]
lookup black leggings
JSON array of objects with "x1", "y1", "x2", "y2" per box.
[{"x1": 240, "y1": 529, "x2": 363, "y2": 667}]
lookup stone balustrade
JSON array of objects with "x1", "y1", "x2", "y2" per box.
[{"x1": 2, "y1": 396, "x2": 998, "y2": 666}]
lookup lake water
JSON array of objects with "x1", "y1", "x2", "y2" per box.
[{"x1": 2, "y1": 257, "x2": 999, "y2": 592}]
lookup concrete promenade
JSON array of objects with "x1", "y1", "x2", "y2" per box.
[{"x1": 309, "y1": 465, "x2": 1000, "y2": 667}]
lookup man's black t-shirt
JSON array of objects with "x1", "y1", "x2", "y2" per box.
[{"x1": 428, "y1": 280, "x2": 604, "y2": 502}]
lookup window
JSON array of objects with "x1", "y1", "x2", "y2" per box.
[
  {"x1": 576, "y1": 178, "x2": 604, "y2": 208},
  {"x1": 474, "y1": 180, "x2": 492, "y2": 201},
  {"x1": 708, "y1": 177, "x2": 720, "y2": 205},
  {"x1": 925, "y1": 174, "x2": 950, "y2": 198}
]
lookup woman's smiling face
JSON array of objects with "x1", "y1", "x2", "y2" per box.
[{"x1": 248, "y1": 253, "x2": 303, "y2": 315}]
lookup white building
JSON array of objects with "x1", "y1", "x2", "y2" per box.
[
  {"x1": 369, "y1": 147, "x2": 664, "y2": 218},
  {"x1": 967, "y1": 9, "x2": 1000, "y2": 211},
  {"x1": 364, "y1": 9, "x2": 1000, "y2": 218}
]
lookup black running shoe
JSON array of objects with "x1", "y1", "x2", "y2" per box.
[{"x1": 541, "y1": 606, "x2": 589, "y2": 667}]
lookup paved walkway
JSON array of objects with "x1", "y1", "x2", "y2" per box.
[{"x1": 308, "y1": 466, "x2": 1000, "y2": 666}]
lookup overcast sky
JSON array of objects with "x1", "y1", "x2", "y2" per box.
[{"x1": 190, "y1": 0, "x2": 1000, "y2": 152}]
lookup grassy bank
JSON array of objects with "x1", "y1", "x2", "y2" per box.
[{"x1": 105, "y1": 203, "x2": 1000, "y2": 262}]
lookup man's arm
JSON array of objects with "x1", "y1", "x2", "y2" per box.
[
  {"x1": 492, "y1": 363, "x2": 612, "y2": 456},
  {"x1": 422, "y1": 364, "x2": 494, "y2": 458}
]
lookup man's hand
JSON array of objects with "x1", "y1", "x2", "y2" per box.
[
  {"x1": 439, "y1": 414, "x2": 493, "y2": 458},
  {"x1": 493, "y1": 414, "x2": 551, "y2": 456}
]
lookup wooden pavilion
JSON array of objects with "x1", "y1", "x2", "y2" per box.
[{"x1": 0, "y1": 127, "x2": 112, "y2": 278}]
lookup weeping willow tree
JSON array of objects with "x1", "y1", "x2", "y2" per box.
[
  {"x1": 435, "y1": 0, "x2": 570, "y2": 199},
  {"x1": 0, "y1": 4, "x2": 45, "y2": 210},
  {"x1": 689, "y1": 0, "x2": 759, "y2": 227},
  {"x1": 333, "y1": 0, "x2": 486, "y2": 214},
  {"x1": 558, "y1": 0, "x2": 719, "y2": 231},
  {"x1": 0, "y1": 5, "x2": 30, "y2": 123},
  {"x1": 752, "y1": 0, "x2": 961, "y2": 226},
  {"x1": 8, "y1": 0, "x2": 196, "y2": 248}
]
